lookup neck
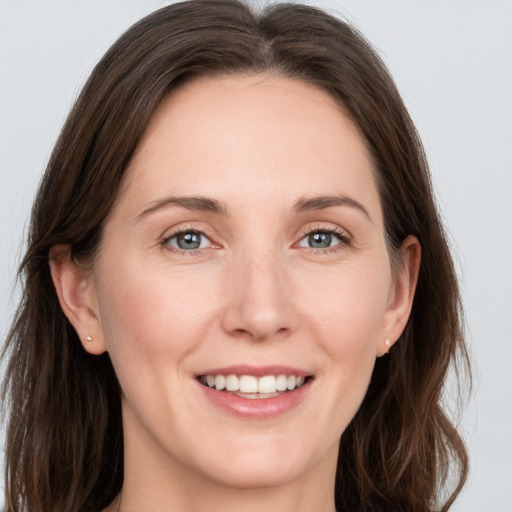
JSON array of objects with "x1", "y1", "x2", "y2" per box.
[{"x1": 111, "y1": 473, "x2": 337, "y2": 512}]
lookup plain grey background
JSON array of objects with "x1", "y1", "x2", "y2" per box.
[{"x1": 1, "y1": 1, "x2": 511, "y2": 510}]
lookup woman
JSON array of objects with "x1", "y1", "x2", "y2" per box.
[{"x1": 1, "y1": 1, "x2": 470, "y2": 511}]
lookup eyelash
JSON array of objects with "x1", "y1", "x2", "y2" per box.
[
  {"x1": 161, "y1": 227, "x2": 212, "y2": 256},
  {"x1": 298, "y1": 225, "x2": 351, "y2": 254},
  {"x1": 160, "y1": 225, "x2": 350, "y2": 256}
]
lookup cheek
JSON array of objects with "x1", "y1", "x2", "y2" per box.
[
  {"x1": 95, "y1": 261, "x2": 219, "y2": 368},
  {"x1": 286, "y1": 264, "x2": 388, "y2": 450},
  {"x1": 299, "y1": 262, "x2": 390, "y2": 353}
]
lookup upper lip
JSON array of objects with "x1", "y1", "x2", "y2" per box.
[{"x1": 195, "y1": 364, "x2": 312, "y2": 378}]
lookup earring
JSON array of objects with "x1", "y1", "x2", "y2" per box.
[
  {"x1": 85, "y1": 336, "x2": 92, "y2": 342},
  {"x1": 384, "y1": 338, "x2": 391, "y2": 354}
]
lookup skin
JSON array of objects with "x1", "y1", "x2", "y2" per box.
[{"x1": 51, "y1": 74, "x2": 420, "y2": 512}]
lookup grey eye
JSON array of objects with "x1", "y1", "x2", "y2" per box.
[
  {"x1": 308, "y1": 232, "x2": 332, "y2": 248},
  {"x1": 298, "y1": 231, "x2": 344, "y2": 249},
  {"x1": 167, "y1": 231, "x2": 211, "y2": 250}
]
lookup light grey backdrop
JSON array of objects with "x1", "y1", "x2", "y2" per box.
[{"x1": 1, "y1": 1, "x2": 511, "y2": 510}]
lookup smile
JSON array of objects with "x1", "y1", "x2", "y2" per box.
[
  {"x1": 198, "y1": 374, "x2": 308, "y2": 398},
  {"x1": 196, "y1": 366, "x2": 314, "y2": 418}
]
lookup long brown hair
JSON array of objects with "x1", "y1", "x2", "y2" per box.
[{"x1": 2, "y1": 1, "x2": 470, "y2": 510}]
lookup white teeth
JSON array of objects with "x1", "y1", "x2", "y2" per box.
[
  {"x1": 225, "y1": 374, "x2": 239, "y2": 391},
  {"x1": 258, "y1": 375, "x2": 276, "y2": 393},
  {"x1": 276, "y1": 374, "x2": 288, "y2": 391},
  {"x1": 214, "y1": 375, "x2": 226, "y2": 391},
  {"x1": 239, "y1": 375, "x2": 258, "y2": 393},
  {"x1": 202, "y1": 373, "x2": 308, "y2": 394},
  {"x1": 237, "y1": 392, "x2": 280, "y2": 399}
]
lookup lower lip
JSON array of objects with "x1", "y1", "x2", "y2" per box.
[{"x1": 197, "y1": 379, "x2": 312, "y2": 419}]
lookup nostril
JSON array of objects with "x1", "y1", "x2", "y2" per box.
[{"x1": 220, "y1": 274, "x2": 296, "y2": 340}]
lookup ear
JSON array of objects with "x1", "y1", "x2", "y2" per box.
[
  {"x1": 378, "y1": 235, "x2": 421, "y2": 356},
  {"x1": 49, "y1": 244, "x2": 107, "y2": 355}
]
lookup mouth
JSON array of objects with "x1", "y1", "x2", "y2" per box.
[
  {"x1": 195, "y1": 365, "x2": 314, "y2": 418},
  {"x1": 197, "y1": 373, "x2": 312, "y2": 400}
]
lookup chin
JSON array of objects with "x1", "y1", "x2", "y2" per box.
[
  {"x1": 200, "y1": 458, "x2": 307, "y2": 490},
  {"x1": 185, "y1": 433, "x2": 330, "y2": 490}
]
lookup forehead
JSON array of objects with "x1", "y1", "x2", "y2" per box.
[{"x1": 118, "y1": 74, "x2": 381, "y2": 223}]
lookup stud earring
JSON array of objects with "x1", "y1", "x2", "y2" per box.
[
  {"x1": 384, "y1": 338, "x2": 391, "y2": 354},
  {"x1": 85, "y1": 336, "x2": 92, "y2": 342}
]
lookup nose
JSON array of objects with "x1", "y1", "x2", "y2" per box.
[{"x1": 221, "y1": 250, "x2": 296, "y2": 341}]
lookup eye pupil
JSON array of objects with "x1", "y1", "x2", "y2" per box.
[
  {"x1": 177, "y1": 232, "x2": 201, "y2": 250},
  {"x1": 308, "y1": 232, "x2": 331, "y2": 248}
]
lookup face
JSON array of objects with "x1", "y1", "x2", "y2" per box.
[{"x1": 78, "y1": 75, "x2": 413, "y2": 490}]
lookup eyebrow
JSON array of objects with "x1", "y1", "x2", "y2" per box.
[
  {"x1": 136, "y1": 195, "x2": 227, "y2": 222},
  {"x1": 293, "y1": 194, "x2": 372, "y2": 221},
  {"x1": 136, "y1": 193, "x2": 371, "y2": 222}
]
